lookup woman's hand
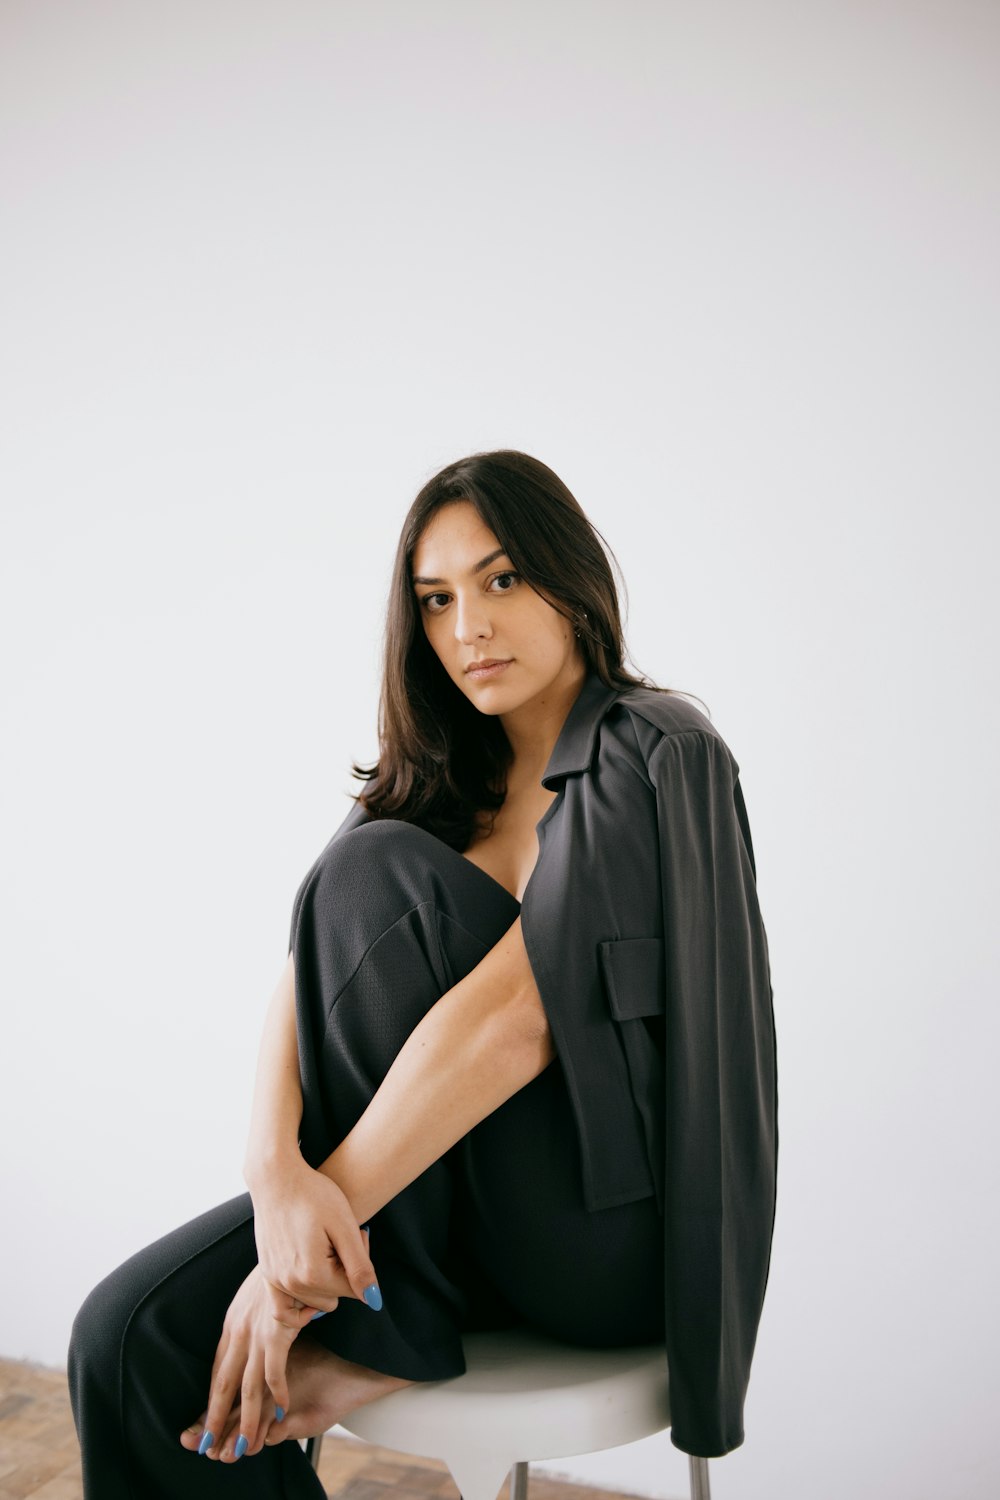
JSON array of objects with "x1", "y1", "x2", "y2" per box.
[
  {"x1": 240, "y1": 952, "x2": 380, "y2": 1318},
  {"x1": 180, "y1": 1265, "x2": 316, "y2": 1461},
  {"x1": 249, "y1": 1152, "x2": 381, "y2": 1315},
  {"x1": 181, "y1": 1160, "x2": 382, "y2": 1462},
  {"x1": 181, "y1": 1226, "x2": 372, "y2": 1463}
]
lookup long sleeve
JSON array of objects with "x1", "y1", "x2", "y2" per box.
[{"x1": 649, "y1": 728, "x2": 778, "y2": 1458}]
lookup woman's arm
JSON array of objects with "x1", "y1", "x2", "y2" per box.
[
  {"x1": 239, "y1": 914, "x2": 553, "y2": 1320},
  {"x1": 315, "y1": 914, "x2": 554, "y2": 1224},
  {"x1": 243, "y1": 953, "x2": 304, "y2": 1186},
  {"x1": 245, "y1": 914, "x2": 553, "y2": 1202},
  {"x1": 195, "y1": 914, "x2": 553, "y2": 1459},
  {"x1": 243, "y1": 958, "x2": 378, "y2": 1321}
]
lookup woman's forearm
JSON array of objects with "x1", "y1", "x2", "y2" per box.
[
  {"x1": 243, "y1": 953, "x2": 304, "y2": 1186},
  {"x1": 317, "y1": 915, "x2": 555, "y2": 1225}
]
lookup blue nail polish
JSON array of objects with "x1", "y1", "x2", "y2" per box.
[
  {"x1": 361, "y1": 1223, "x2": 371, "y2": 1233},
  {"x1": 198, "y1": 1430, "x2": 215, "y2": 1456},
  {"x1": 234, "y1": 1435, "x2": 249, "y2": 1459},
  {"x1": 275, "y1": 1405, "x2": 285, "y2": 1422},
  {"x1": 363, "y1": 1283, "x2": 382, "y2": 1311},
  {"x1": 311, "y1": 1310, "x2": 326, "y2": 1320}
]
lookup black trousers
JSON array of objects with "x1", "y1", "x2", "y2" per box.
[{"x1": 69, "y1": 820, "x2": 665, "y2": 1499}]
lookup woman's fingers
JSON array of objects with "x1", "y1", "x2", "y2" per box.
[
  {"x1": 199, "y1": 1336, "x2": 247, "y2": 1458},
  {"x1": 275, "y1": 1223, "x2": 378, "y2": 1312},
  {"x1": 341, "y1": 1220, "x2": 382, "y2": 1310},
  {"x1": 245, "y1": 1397, "x2": 278, "y2": 1457},
  {"x1": 298, "y1": 1222, "x2": 378, "y2": 1311},
  {"x1": 265, "y1": 1278, "x2": 316, "y2": 1330},
  {"x1": 234, "y1": 1390, "x2": 281, "y2": 1458},
  {"x1": 179, "y1": 1410, "x2": 209, "y2": 1451},
  {"x1": 214, "y1": 1404, "x2": 244, "y2": 1461},
  {"x1": 231, "y1": 1346, "x2": 266, "y2": 1459},
  {"x1": 183, "y1": 1234, "x2": 376, "y2": 1467},
  {"x1": 263, "y1": 1324, "x2": 293, "y2": 1420},
  {"x1": 189, "y1": 1325, "x2": 233, "y2": 1456},
  {"x1": 213, "y1": 1320, "x2": 300, "y2": 1460}
]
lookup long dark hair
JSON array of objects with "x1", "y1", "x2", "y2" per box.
[{"x1": 351, "y1": 449, "x2": 704, "y2": 850}]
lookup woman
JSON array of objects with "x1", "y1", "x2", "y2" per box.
[{"x1": 69, "y1": 449, "x2": 778, "y2": 1495}]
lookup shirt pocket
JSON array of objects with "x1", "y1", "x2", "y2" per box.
[
  {"x1": 598, "y1": 936, "x2": 665, "y2": 1020},
  {"x1": 597, "y1": 936, "x2": 666, "y2": 1214}
]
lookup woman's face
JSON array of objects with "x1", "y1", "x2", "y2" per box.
[{"x1": 411, "y1": 500, "x2": 585, "y2": 716}]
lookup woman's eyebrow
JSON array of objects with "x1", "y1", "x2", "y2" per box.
[{"x1": 412, "y1": 547, "x2": 508, "y2": 586}]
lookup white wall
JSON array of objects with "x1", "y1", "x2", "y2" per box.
[{"x1": 1, "y1": 3, "x2": 997, "y2": 1497}]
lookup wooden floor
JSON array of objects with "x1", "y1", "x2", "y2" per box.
[{"x1": 0, "y1": 1359, "x2": 644, "y2": 1500}]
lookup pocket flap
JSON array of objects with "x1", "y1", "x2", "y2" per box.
[{"x1": 597, "y1": 936, "x2": 665, "y2": 1021}]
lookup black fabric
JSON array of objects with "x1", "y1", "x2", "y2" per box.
[
  {"x1": 69, "y1": 820, "x2": 666, "y2": 1499},
  {"x1": 292, "y1": 671, "x2": 778, "y2": 1458}
]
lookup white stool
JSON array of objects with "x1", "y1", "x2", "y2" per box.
[{"x1": 305, "y1": 1325, "x2": 710, "y2": 1500}]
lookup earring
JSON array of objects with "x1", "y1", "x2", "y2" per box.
[{"x1": 574, "y1": 610, "x2": 588, "y2": 638}]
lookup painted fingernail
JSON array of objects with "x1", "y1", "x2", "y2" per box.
[
  {"x1": 311, "y1": 1310, "x2": 327, "y2": 1320},
  {"x1": 234, "y1": 1435, "x2": 249, "y2": 1459},
  {"x1": 363, "y1": 1283, "x2": 382, "y2": 1311},
  {"x1": 275, "y1": 1405, "x2": 285, "y2": 1422},
  {"x1": 198, "y1": 1430, "x2": 215, "y2": 1456},
  {"x1": 361, "y1": 1223, "x2": 371, "y2": 1233}
]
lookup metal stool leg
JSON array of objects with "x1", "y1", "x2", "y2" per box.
[
  {"x1": 509, "y1": 1461, "x2": 529, "y2": 1500},
  {"x1": 688, "y1": 1455, "x2": 711, "y2": 1500}
]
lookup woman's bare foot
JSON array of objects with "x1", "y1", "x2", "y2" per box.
[
  {"x1": 180, "y1": 1334, "x2": 417, "y2": 1461},
  {"x1": 265, "y1": 1335, "x2": 416, "y2": 1445}
]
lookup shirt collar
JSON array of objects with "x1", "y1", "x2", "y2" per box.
[{"x1": 541, "y1": 670, "x2": 623, "y2": 787}]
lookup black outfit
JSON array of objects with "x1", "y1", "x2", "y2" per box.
[
  {"x1": 69, "y1": 670, "x2": 777, "y2": 1494},
  {"x1": 69, "y1": 811, "x2": 666, "y2": 1500}
]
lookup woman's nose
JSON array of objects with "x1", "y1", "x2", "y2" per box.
[{"x1": 453, "y1": 594, "x2": 492, "y2": 643}]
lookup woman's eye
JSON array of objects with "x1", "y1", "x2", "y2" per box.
[
  {"x1": 489, "y1": 571, "x2": 520, "y2": 592},
  {"x1": 419, "y1": 573, "x2": 520, "y2": 614}
]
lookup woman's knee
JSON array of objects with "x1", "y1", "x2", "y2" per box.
[
  {"x1": 70, "y1": 1200, "x2": 256, "y2": 1398},
  {"x1": 69, "y1": 1260, "x2": 142, "y2": 1393},
  {"x1": 306, "y1": 818, "x2": 447, "y2": 935},
  {"x1": 325, "y1": 818, "x2": 438, "y2": 879}
]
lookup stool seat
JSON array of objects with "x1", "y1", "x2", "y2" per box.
[{"x1": 332, "y1": 1327, "x2": 673, "y2": 1500}]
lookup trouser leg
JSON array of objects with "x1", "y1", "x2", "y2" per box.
[
  {"x1": 68, "y1": 816, "x2": 664, "y2": 1497},
  {"x1": 292, "y1": 817, "x2": 664, "y2": 1374},
  {"x1": 68, "y1": 1192, "x2": 326, "y2": 1500},
  {"x1": 67, "y1": 818, "x2": 524, "y2": 1499},
  {"x1": 453, "y1": 1058, "x2": 666, "y2": 1348},
  {"x1": 290, "y1": 817, "x2": 529, "y2": 1378}
]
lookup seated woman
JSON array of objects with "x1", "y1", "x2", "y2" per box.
[{"x1": 69, "y1": 448, "x2": 778, "y2": 1497}]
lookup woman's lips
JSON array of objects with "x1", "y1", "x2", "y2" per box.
[{"x1": 466, "y1": 659, "x2": 512, "y2": 680}]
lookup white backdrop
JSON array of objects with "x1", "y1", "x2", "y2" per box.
[{"x1": 1, "y1": 4, "x2": 997, "y2": 1498}]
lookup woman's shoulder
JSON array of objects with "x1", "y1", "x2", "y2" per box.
[
  {"x1": 613, "y1": 683, "x2": 714, "y2": 736},
  {"x1": 600, "y1": 684, "x2": 737, "y2": 776},
  {"x1": 607, "y1": 682, "x2": 720, "y2": 747}
]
